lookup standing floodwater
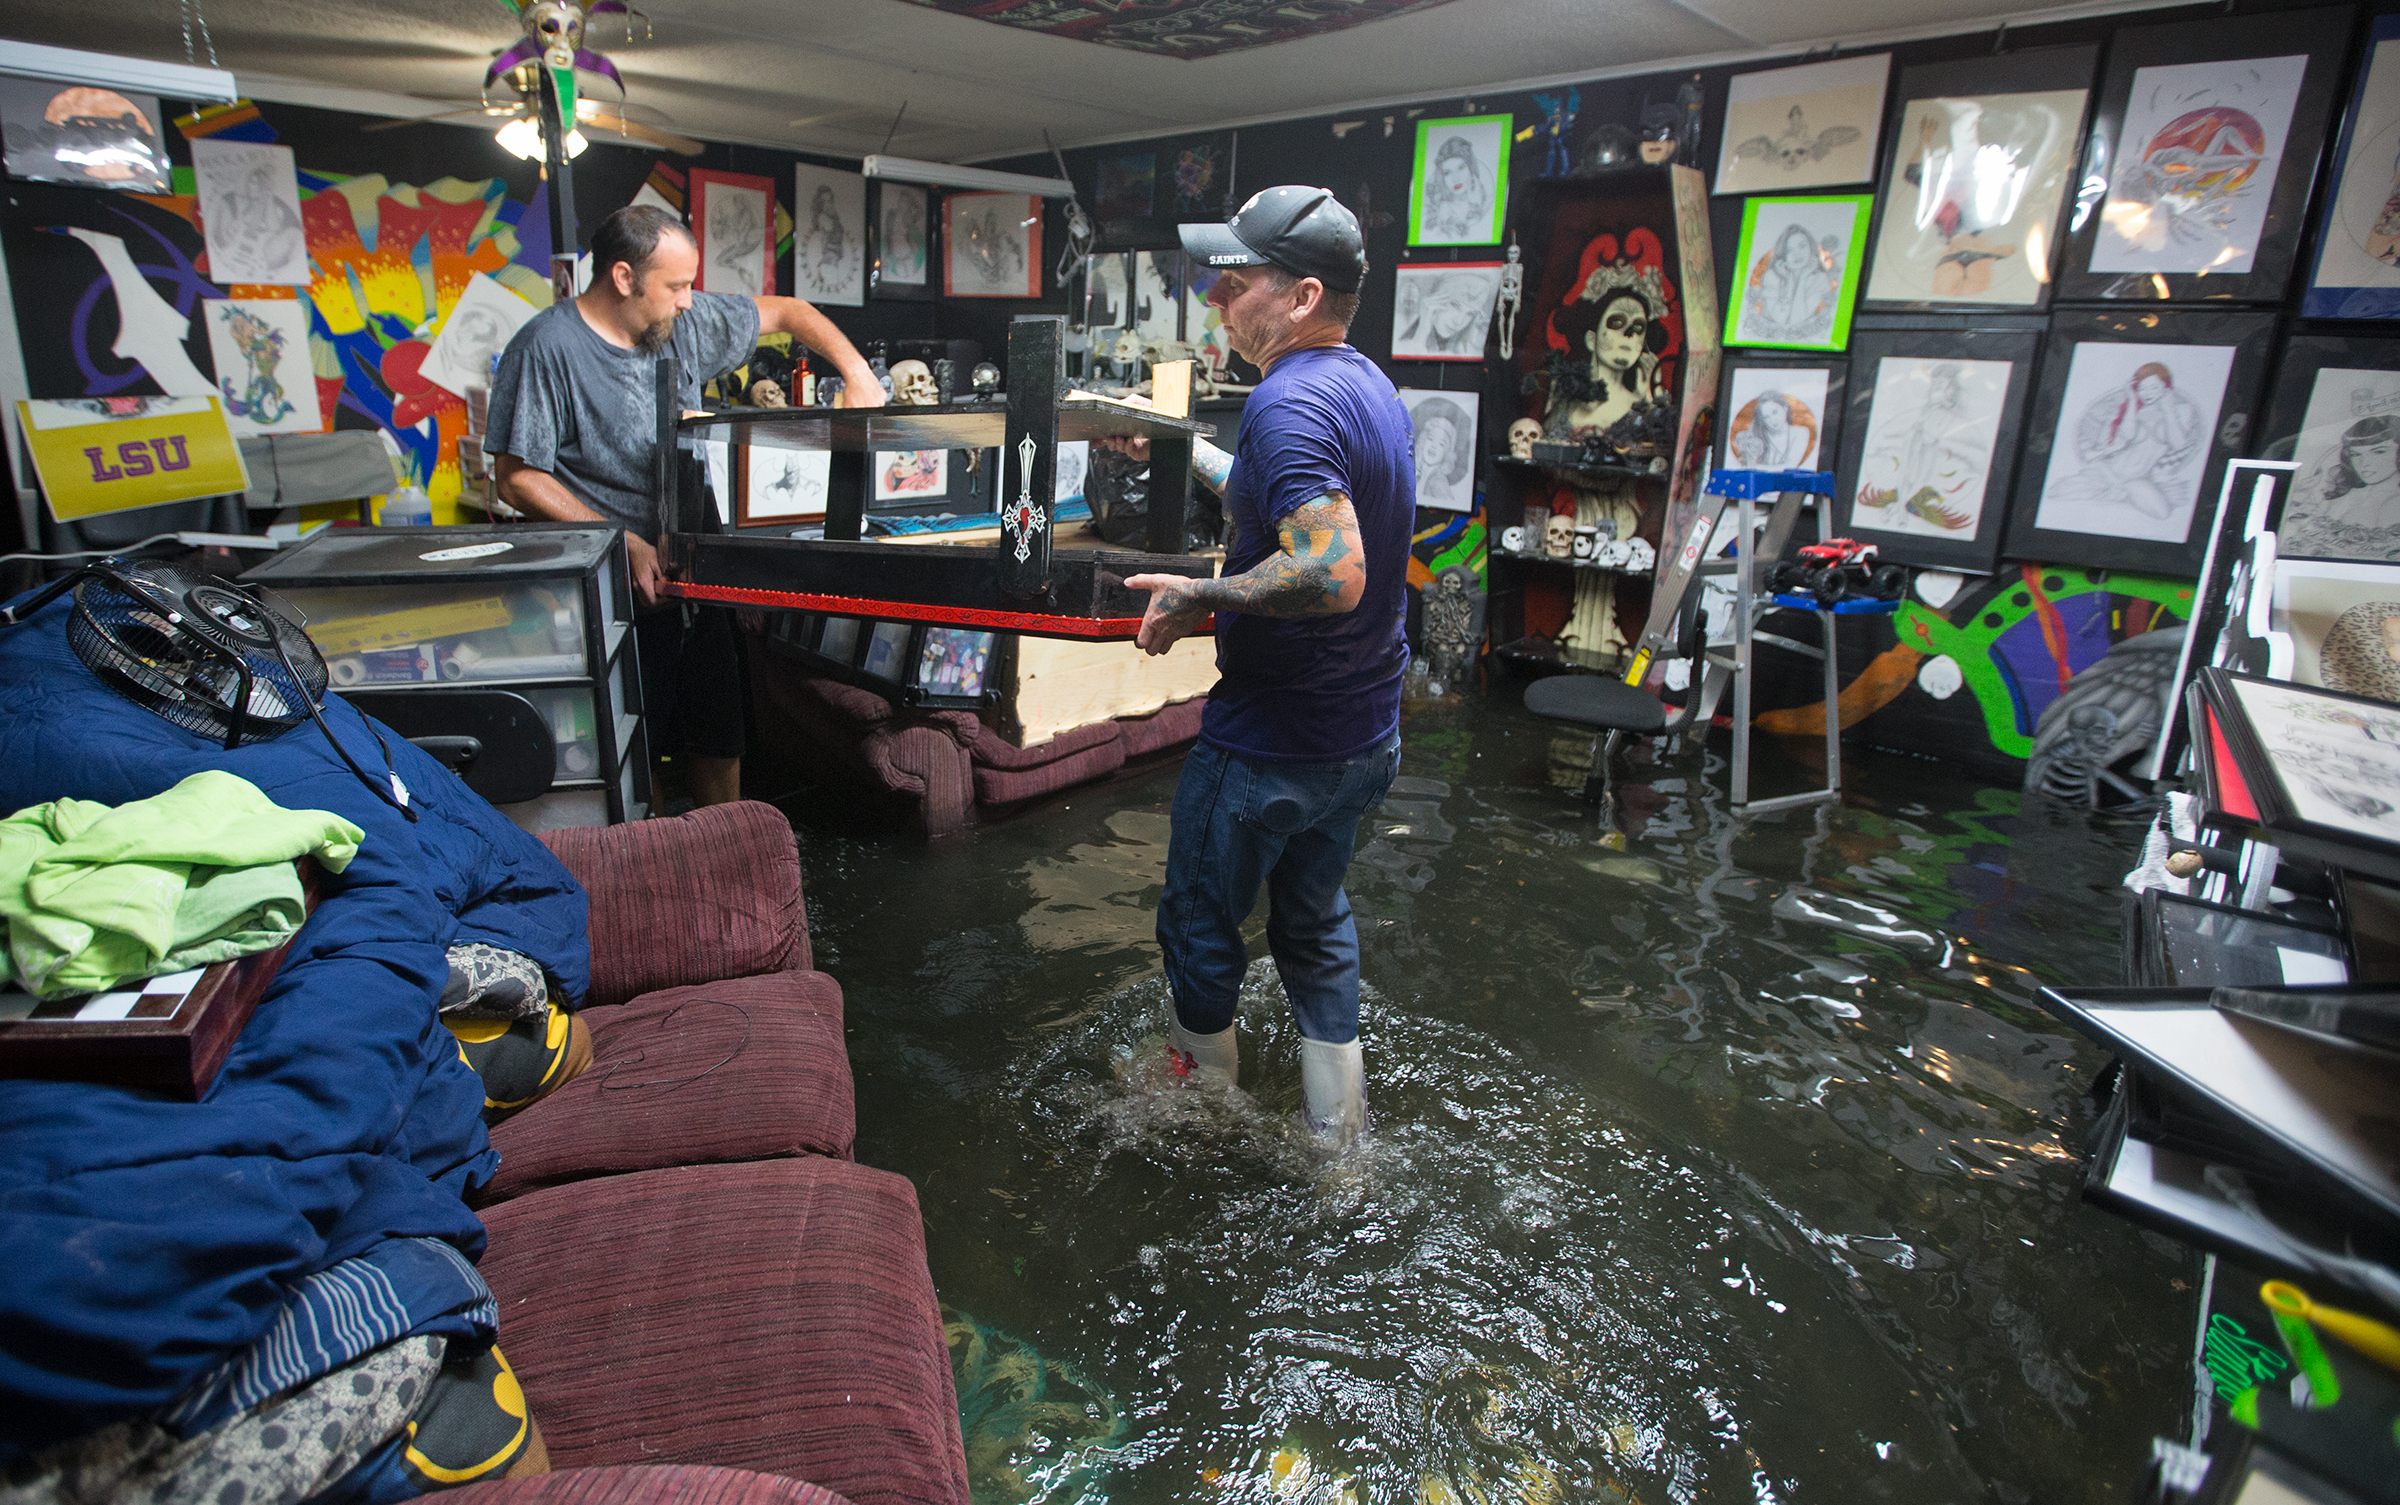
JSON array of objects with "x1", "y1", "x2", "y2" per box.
[{"x1": 787, "y1": 692, "x2": 2191, "y2": 1503}]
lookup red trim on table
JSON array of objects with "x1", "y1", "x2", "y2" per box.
[
  {"x1": 658, "y1": 581, "x2": 1204, "y2": 639},
  {"x1": 2206, "y1": 707, "x2": 2259, "y2": 823}
]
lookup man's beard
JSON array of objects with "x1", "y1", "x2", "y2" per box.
[{"x1": 636, "y1": 312, "x2": 678, "y2": 353}]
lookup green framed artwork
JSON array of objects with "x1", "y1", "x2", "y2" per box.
[
  {"x1": 1723, "y1": 194, "x2": 1871, "y2": 351},
  {"x1": 1408, "y1": 115, "x2": 1512, "y2": 246}
]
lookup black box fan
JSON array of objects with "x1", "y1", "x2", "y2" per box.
[{"x1": 3, "y1": 557, "x2": 417, "y2": 818}]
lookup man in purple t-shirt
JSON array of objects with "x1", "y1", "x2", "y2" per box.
[{"x1": 1120, "y1": 187, "x2": 1416, "y2": 1148}]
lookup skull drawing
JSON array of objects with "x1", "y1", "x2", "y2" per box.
[
  {"x1": 523, "y1": 0, "x2": 587, "y2": 70},
  {"x1": 1507, "y1": 418, "x2": 1541, "y2": 461},
  {"x1": 889, "y1": 359, "x2": 938, "y2": 406},
  {"x1": 1543, "y1": 511, "x2": 1576, "y2": 558}
]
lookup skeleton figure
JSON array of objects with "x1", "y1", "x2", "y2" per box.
[
  {"x1": 1495, "y1": 240, "x2": 1524, "y2": 358},
  {"x1": 1507, "y1": 418, "x2": 1541, "y2": 461},
  {"x1": 889, "y1": 359, "x2": 938, "y2": 405},
  {"x1": 1419, "y1": 565, "x2": 1485, "y2": 693},
  {"x1": 2022, "y1": 628, "x2": 2186, "y2": 806}
]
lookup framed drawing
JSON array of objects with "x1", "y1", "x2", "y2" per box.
[
  {"x1": 1716, "y1": 357, "x2": 1844, "y2": 474},
  {"x1": 1714, "y1": 54, "x2": 1890, "y2": 196},
  {"x1": 1861, "y1": 47, "x2": 2097, "y2": 312},
  {"x1": 734, "y1": 440, "x2": 832, "y2": 526},
  {"x1": 202, "y1": 298, "x2": 321, "y2": 438},
  {"x1": 2309, "y1": 14, "x2": 2400, "y2": 318},
  {"x1": 2259, "y1": 334, "x2": 2400, "y2": 561},
  {"x1": 870, "y1": 182, "x2": 933, "y2": 301},
  {"x1": 190, "y1": 140, "x2": 311, "y2": 286},
  {"x1": 1391, "y1": 262, "x2": 1503, "y2": 361},
  {"x1": 1398, "y1": 388, "x2": 1478, "y2": 511},
  {"x1": 2003, "y1": 307, "x2": 2278, "y2": 574},
  {"x1": 791, "y1": 163, "x2": 864, "y2": 307},
  {"x1": 690, "y1": 168, "x2": 776, "y2": 296},
  {"x1": 875, "y1": 448, "x2": 949, "y2": 502},
  {"x1": 1409, "y1": 115, "x2": 1512, "y2": 246},
  {"x1": 861, "y1": 621, "x2": 914, "y2": 683},
  {"x1": 2273, "y1": 559, "x2": 2400, "y2": 698},
  {"x1": 1832, "y1": 326, "x2": 2042, "y2": 572},
  {"x1": 945, "y1": 193, "x2": 1041, "y2": 298},
  {"x1": 2201, "y1": 667, "x2": 2400, "y2": 866},
  {"x1": 0, "y1": 76, "x2": 169, "y2": 193},
  {"x1": 2061, "y1": 8, "x2": 2350, "y2": 304},
  {"x1": 421, "y1": 273, "x2": 536, "y2": 399},
  {"x1": 1723, "y1": 194, "x2": 1870, "y2": 351}
]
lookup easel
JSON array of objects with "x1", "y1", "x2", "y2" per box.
[{"x1": 1623, "y1": 467, "x2": 1865, "y2": 814}]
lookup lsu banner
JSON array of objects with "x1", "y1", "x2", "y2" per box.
[{"x1": 19, "y1": 396, "x2": 249, "y2": 520}]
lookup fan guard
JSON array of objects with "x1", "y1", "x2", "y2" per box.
[{"x1": 61, "y1": 560, "x2": 325, "y2": 749}]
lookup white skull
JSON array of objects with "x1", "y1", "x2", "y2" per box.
[
  {"x1": 890, "y1": 359, "x2": 938, "y2": 406},
  {"x1": 1111, "y1": 330, "x2": 1144, "y2": 363},
  {"x1": 1507, "y1": 419, "x2": 1541, "y2": 461},
  {"x1": 1543, "y1": 512, "x2": 1575, "y2": 557}
]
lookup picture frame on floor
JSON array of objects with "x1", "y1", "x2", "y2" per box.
[
  {"x1": 2201, "y1": 667, "x2": 2400, "y2": 868},
  {"x1": 1831, "y1": 325, "x2": 2042, "y2": 572},
  {"x1": 2003, "y1": 307, "x2": 2279, "y2": 575},
  {"x1": 2258, "y1": 334, "x2": 2400, "y2": 563},
  {"x1": 1860, "y1": 46, "x2": 2098, "y2": 313},
  {"x1": 2058, "y1": 6, "x2": 2351, "y2": 304},
  {"x1": 1715, "y1": 356, "x2": 1845, "y2": 475}
]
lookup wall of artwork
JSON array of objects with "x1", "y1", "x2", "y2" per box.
[{"x1": 987, "y1": 0, "x2": 2400, "y2": 777}]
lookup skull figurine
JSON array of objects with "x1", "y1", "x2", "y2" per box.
[
  {"x1": 747, "y1": 378, "x2": 786, "y2": 408},
  {"x1": 890, "y1": 359, "x2": 939, "y2": 406},
  {"x1": 1507, "y1": 418, "x2": 1541, "y2": 461},
  {"x1": 970, "y1": 362, "x2": 1001, "y2": 398},
  {"x1": 1543, "y1": 511, "x2": 1576, "y2": 558},
  {"x1": 523, "y1": 0, "x2": 587, "y2": 70}
]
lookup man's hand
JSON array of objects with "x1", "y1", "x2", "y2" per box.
[
  {"x1": 1094, "y1": 435, "x2": 1151, "y2": 463},
  {"x1": 625, "y1": 532, "x2": 664, "y2": 607},
  {"x1": 837, "y1": 370, "x2": 886, "y2": 408},
  {"x1": 1122, "y1": 572, "x2": 1211, "y2": 656}
]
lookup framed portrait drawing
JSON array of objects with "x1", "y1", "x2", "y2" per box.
[
  {"x1": 1716, "y1": 357, "x2": 1845, "y2": 474},
  {"x1": 944, "y1": 192, "x2": 1041, "y2": 298},
  {"x1": 1714, "y1": 54, "x2": 1889, "y2": 196},
  {"x1": 690, "y1": 168, "x2": 776, "y2": 297},
  {"x1": 1832, "y1": 326, "x2": 2042, "y2": 572},
  {"x1": 870, "y1": 182, "x2": 934, "y2": 301},
  {"x1": 1398, "y1": 388, "x2": 1478, "y2": 511},
  {"x1": 734, "y1": 440, "x2": 832, "y2": 526},
  {"x1": 2309, "y1": 14, "x2": 2400, "y2": 317},
  {"x1": 1861, "y1": 47, "x2": 2097, "y2": 312},
  {"x1": 2258, "y1": 334, "x2": 2400, "y2": 562},
  {"x1": 1723, "y1": 194, "x2": 1870, "y2": 351},
  {"x1": 190, "y1": 140, "x2": 311, "y2": 286},
  {"x1": 2003, "y1": 307, "x2": 2278, "y2": 575},
  {"x1": 874, "y1": 448, "x2": 949, "y2": 502},
  {"x1": 790, "y1": 163, "x2": 864, "y2": 307},
  {"x1": 1391, "y1": 262, "x2": 1503, "y2": 361},
  {"x1": 0, "y1": 76, "x2": 169, "y2": 193},
  {"x1": 1408, "y1": 115, "x2": 1512, "y2": 246},
  {"x1": 2273, "y1": 559, "x2": 2400, "y2": 698},
  {"x1": 2200, "y1": 668, "x2": 2400, "y2": 863},
  {"x1": 2060, "y1": 8, "x2": 2351, "y2": 304}
]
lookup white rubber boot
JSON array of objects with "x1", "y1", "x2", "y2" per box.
[
  {"x1": 1168, "y1": 1015, "x2": 1238, "y2": 1087},
  {"x1": 1298, "y1": 1036, "x2": 1368, "y2": 1150}
]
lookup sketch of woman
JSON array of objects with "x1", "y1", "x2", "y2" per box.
[
  {"x1": 1546, "y1": 261, "x2": 1672, "y2": 439},
  {"x1": 1742, "y1": 222, "x2": 1838, "y2": 343},
  {"x1": 1728, "y1": 390, "x2": 1815, "y2": 469},
  {"x1": 2285, "y1": 415, "x2": 2400, "y2": 560},
  {"x1": 1854, "y1": 362, "x2": 1991, "y2": 532},
  {"x1": 1900, "y1": 108, "x2": 2026, "y2": 298},
  {"x1": 2048, "y1": 360, "x2": 2207, "y2": 519},
  {"x1": 711, "y1": 192, "x2": 766, "y2": 291},
  {"x1": 1397, "y1": 271, "x2": 1495, "y2": 356},
  {"x1": 1410, "y1": 397, "x2": 1475, "y2": 508},
  {"x1": 1421, "y1": 135, "x2": 1491, "y2": 241},
  {"x1": 800, "y1": 184, "x2": 848, "y2": 295},
  {"x1": 881, "y1": 190, "x2": 925, "y2": 281},
  {"x1": 219, "y1": 156, "x2": 306, "y2": 280}
]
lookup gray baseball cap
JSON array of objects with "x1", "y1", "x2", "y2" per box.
[{"x1": 1179, "y1": 185, "x2": 1366, "y2": 294}]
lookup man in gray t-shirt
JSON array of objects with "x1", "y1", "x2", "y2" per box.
[{"x1": 484, "y1": 203, "x2": 881, "y2": 807}]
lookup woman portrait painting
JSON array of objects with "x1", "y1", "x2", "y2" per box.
[
  {"x1": 1740, "y1": 222, "x2": 1839, "y2": 344},
  {"x1": 1544, "y1": 261, "x2": 1674, "y2": 439},
  {"x1": 1728, "y1": 389, "x2": 1820, "y2": 470},
  {"x1": 2286, "y1": 415, "x2": 2400, "y2": 560},
  {"x1": 1420, "y1": 136, "x2": 1492, "y2": 242}
]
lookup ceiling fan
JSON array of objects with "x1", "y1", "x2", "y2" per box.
[{"x1": 363, "y1": 66, "x2": 702, "y2": 157}]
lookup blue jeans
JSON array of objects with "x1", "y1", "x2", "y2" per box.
[{"x1": 1158, "y1": 734, "x2": 1401, "y2": 1045}]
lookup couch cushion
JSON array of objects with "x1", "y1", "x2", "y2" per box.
[
  {"x1": 1117, "y1": 696, "x2": 1206, "y2": 758},
  {"x1": 972, "y1": 735, "x2": 1127, "y2": 807},
  {"x1": 478, "y1": 973, "x2": 854, "y2": 1204},
  {"x1": 479, "y1": 1161, "x2": 968, "y2": 1505},
  {"x1": 441, "y1": 1465, "x2": 854, "y2": 1504},
  {"x1": 967, "y1": 717, "x2": 1119, "y2": 770}
]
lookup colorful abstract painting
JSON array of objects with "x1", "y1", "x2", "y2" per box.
[{"x1": 893, "y1": 0, "x2": 1460, "y2": 59}]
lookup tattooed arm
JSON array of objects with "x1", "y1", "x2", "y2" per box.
[
  {"x1": 1121, "y1": 492, "x2": 1366, "y2": 656},
  {"x1": 1189, "y1": 437, "x2": 1234, "y2": 496}
]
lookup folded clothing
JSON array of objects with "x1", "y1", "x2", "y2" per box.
[
  {"x1": 0, "y1": 769, "x2": 362, "y2": 999},
  {"x1": 443, "y1": 942, "x2": 552, "y2": 1022}
]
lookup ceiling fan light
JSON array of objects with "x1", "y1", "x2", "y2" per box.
[{"x1": 495, "y1": 117, "x2": 589, "y2": 160}]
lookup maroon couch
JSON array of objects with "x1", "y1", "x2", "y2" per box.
[{"x1": 450, "y1": 802, "x2": 968, "y2": 1505}]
